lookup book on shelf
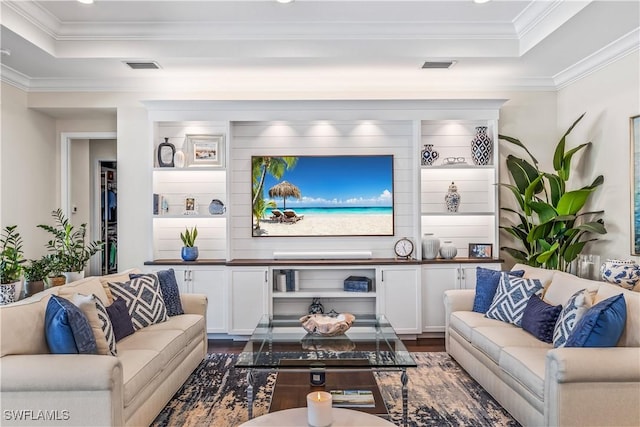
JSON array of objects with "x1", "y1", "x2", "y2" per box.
[{"x1": 329, "y1": 390, "x2": 375, "y2": 407}]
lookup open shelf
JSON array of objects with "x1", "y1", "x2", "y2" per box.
[{"x1": 273, "y1": 289, "x2": 377, "y2": 299}]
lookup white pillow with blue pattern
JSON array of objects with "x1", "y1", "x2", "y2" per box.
[
  {"x1": 485, "y1": 272, "x2": 544, "y2": 326},
  {"x1": 553, "y1": 288, "x2": 593, "y2": 348}
]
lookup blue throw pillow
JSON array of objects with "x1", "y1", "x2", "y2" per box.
[
  {"x1": 565, "y1": 293, "x2": 627, "y2": 347},
  {"x1": 106, "y1": 297, "x2": 135, "y2": 342},
  {"x1": 45, "y1": 295, "x2": 97, "y2": 354},
  {"x1": 473, "y1": 268, "x2": 525, "y2": 314},
  {"x1": 521, "y1": 294, "x2": 562, "y2": 343},
  {"x1": 130, "y1": 269, "x2": 184, "y2": 317},
  {"x1": 485, "y1": 273, "x2": 544, "y2": 326}
]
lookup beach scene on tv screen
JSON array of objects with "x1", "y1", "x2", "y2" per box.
[{"x1": 252, "y1": 155, "x2": 394, "y2": 237}]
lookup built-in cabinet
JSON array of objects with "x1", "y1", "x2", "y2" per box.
[{"x1": 143, "y1": 100, "x2": 505, "y2": 338}]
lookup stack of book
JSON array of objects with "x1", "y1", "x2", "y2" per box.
[{"x1": 329, "y1": 390, "x2": 375, "y2": 408}]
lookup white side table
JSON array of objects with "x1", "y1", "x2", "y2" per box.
[{"x1": 240, "y1": 407, "x2": 395, "y2": 426}]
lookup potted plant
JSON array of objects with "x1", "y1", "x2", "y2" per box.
[
  {"x1": 23, "y1": 257, "x2": 50, "y2": 297},
  {"x1": 38, "y1": 209, "x2": 103, "y2": 282},
  {"x1": 180, "y1": 226, "x2": 198, "y2": 261},
  {"x1": 45, "y1": 253, "x2": 66, "y2": 287},
  {"x1": 0, "y1": 225, "x2": 26, "y2": 303}
]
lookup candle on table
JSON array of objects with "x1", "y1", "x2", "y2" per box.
[{"x1": 307, "y1": 391, "x2": 332, "y2": 427}]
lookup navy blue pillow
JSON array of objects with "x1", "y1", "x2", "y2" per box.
[
  {"x1": 565, "y1": 293, "x2": 627, "y2": 347},
  {"x1": 130, "y1": 269, "x2": 184, "y2": 316},
  {"x1": 521, "y1": 294, "x2": 562, "y2": 343},
  {"x1": 472, "y1": 268, "x2": 525, "y2": 313},
  {"x1": 106, "y1": 297, "x2": 135, "y2": 342},
  {"x1": 45, "y1": 295, "x2": 97, "y2": 354}
]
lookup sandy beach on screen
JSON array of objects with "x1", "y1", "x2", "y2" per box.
[{"x1": 255, "y1": 214, "x2": 393, "y2": 236}]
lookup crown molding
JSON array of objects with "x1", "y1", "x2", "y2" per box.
[
  {"x1": 554, "y1": 28, "x2": 640, "y2": 89},
  {"x1": 0, "y1": 65, "x2": 30, "y2": 91}
]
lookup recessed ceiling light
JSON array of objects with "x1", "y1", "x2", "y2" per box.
[
  {"x1": 77, "y1": 0, "x2": 94, "y2": 4},
  {"x1": 422, "y1": 61, "x2": 457, "y2": 69},
  {"x1": 124, "y1": 61, "x2": 161, "y2": 70}
]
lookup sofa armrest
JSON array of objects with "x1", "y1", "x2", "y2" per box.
[
  {"x1": 443, "y1": 289, "x2": 475, "y2": 315},
  {"x1": 545, "y1": 347, "x2": 640, "y2": 426},
  {"x1": 181, "y1": 293, "x2": 207, "y2": 317},
  {"x1": 0, "y1": 354, "x2": 124, "y2": 426}
]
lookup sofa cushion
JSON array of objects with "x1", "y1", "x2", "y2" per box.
[
  {"x1": 144, "y1": 314, "x2": 205, "y2": 345},
  {"x1": 521, "y1": 294, "x2": 562, "y2": 343},
  {"x1": 58, "y1": 277, "x2": 109, "y2": 307},
  {"x1": 512, "y1": 263, "x2": 555, "y2": 290},
  {"x1": 543, "y1": 270, "x2": 600, "y2": 307},
  {"x1": 553, "y1": 289, "x2": 593, "y2": 348},
  {"x1": 117, "y1": 328, "x2": 186, "y2": 368},
  {"x1": 106, "y1": 297, "x2": 135, "y2": 342},
  {"x1": 130, "y1": 270, "x2": 184, "y2": 317},
  {"x1": 45, "y1": 295, "x2": 97, "y2": 354},
  {"x1": 471, "y1": 326, "x2": 552, "y2": 364},
  {"x1": 595, "y1": 283, "x2": 640, "y2": 347},
  {"x1": 450, "y1": 311, "x2": 515, "y2": 342},
  {"x1": 566, "y1": 293, "x2": 627, "y2": 348},
  {"x1": 0, "y1": 295, "x2": 51, "y2": 356},
  {"x1": 117, "y1": 348, "x2": 165, "y2": 407},
  {"x1": 472, "y1": 267, "x2": 525, "y2": 314},
  {"x1": 499, "y1": 346, "x2": 548, "y2": 401},
  {"x1": 485, "y1": 273, "x2": 543, "y2": 326},
  {"x1": 108, "y1": 275, "x2": 168, "y2": 330}
]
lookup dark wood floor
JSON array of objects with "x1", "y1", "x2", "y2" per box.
[{"x1": 208, "y1": 337, "x2": 445, "y2": 354}]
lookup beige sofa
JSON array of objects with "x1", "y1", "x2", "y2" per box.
[
  {"x1": 0, "y1": 271, "x2": 207, "y2": 427},
  {"x1": 444, "y1": 264, "x2": 640, "y2": 427}
]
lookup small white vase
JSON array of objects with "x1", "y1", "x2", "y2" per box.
[
  {"x1": 63, "y1": 271, "x2": 85, "y2": 284},
  {"x1": 422, "y1": 233, "x2": 440, "y2": 260},
  {"x1": 439, "y1": 241, "x2": 457, "y2": 259},
  {"x1": 174, "y1": 150, "x2": 186, "y2": 168}
]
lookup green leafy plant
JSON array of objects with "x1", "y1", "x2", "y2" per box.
[
  {"x1": 180, "y1": 226, "x2": 198, "y2": 247},
  {"x1": 38, "y1": 209, "x2": 103, "y2": 273},
  {"x1": 23, "y1": 257, "x2": 50, "y2": 282},
  {"x1": 0, "y1": 225, "x2": 25, "y2": 284},
  {"x1": 498, "y1": 113, "x2": 607, "y2": 271}
]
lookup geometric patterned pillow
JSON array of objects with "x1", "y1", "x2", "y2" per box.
[
  {"x1": 553, "y1": 288, "x2": 593, "y2": 348},
  {"x1": 108, "y1": 275, "x2": 168, "y2": 330},
  {"x1": 94, "y1": 296, "x2": 118, "y2": 356},
  {"x1": 72, "y1": 293, "x2": 111, "y2": 355},
  {"x1": 485, "y1": 272, "x2": 544, "y2": 326},
  {"x1": 130, "y1": 269, "x2": 184, "y2": 317}
]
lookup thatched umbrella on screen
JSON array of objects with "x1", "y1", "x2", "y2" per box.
[{"x1": 268, "y1": 181, "x2": 301, "y2": 210}]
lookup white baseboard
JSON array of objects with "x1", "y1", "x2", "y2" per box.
[{"x1": 273, "y1": 251, "x2": 373, "y2": 260}]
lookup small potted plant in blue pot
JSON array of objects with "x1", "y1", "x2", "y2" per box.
[{"x1": 180, "y1": 226, "x2": 198, "y2": 261}]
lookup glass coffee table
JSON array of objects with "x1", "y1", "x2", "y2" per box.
[{"x1": 236, "y1": 314, "x2": 417, "y2": 426}]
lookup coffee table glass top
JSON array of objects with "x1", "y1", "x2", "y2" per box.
[{"x1": 236, "y1": 314, "x2": 417, "y2": 370}]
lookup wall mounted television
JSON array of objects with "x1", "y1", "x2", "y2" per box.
[{"x1": 252, "y1": 155, "x2": 394, "y2": 237}]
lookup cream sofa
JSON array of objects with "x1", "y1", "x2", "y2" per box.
[
  {"x1": 444, "y1": 264, "x2": 640, "y2": 427},
  {"x1": 0, "y1": 271, "x2": 207, "y2": 427}
]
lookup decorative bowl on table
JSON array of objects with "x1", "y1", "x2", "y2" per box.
[{"x1": 299, "y1": 313, "x2": 355, "y2": 337}]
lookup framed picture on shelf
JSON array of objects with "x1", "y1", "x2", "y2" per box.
[
  {"x1": 469, "y1": 243, "x2": 492, "y2": 259},
  {"x1": 185, "y1": 134, "x2": 225, "y2": 167},
  {"x1": 183, "y1": 196, "x2": 198, "y2": 215},
  {"x1": 631, "y1": 115, "x2": 640, "y2": 254}
]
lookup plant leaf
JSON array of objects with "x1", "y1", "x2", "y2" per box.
[
  {"x1": 576, "y1": 221, "x2": 607, "y2": 234},
  {"x1": 528, "y1": 201, "x2": 557, "y2": 223},
  {"x1": 560, "y1": 142, "x2": 591, "y2": 181},
  {"x1": 506, "y1": 155, "x2": 541, "y2": 194},
  {"x1": 543, "y1": 173, "x2": 564, "y2": 206},
  {"x1": 499, "y1": 135, "x2": 539, "y2": 166},
  {"x1": 536, "y1": 242, "x2": 559, "y2": 264},
  {"x1": 556, "y1": 189, "x2": 594, "y2": 215},
  {"x1": 553, "y1": 113, "x2": 586, "y2": 173}
]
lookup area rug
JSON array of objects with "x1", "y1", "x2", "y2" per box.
[{"x1": 152, "y1": 352, "x2": 520, "y2": 427}]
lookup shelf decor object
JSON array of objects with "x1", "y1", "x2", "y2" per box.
[
  {"x1": 445, "y1": 181, "x2": 461, "y2": 212},
  {"x1": 300, "y1": 313, "x2": 356, "y2": 336},
  {"x1": 308, "y1": 298, "x2": 324, "y2": 314},
  {"x1": 208, "y1": 199, "x2": 226, "y2": 215},
  {"x1": 422, "y1": 233, "x2": 440, "y2": 260},
  {"x1": 469, "y1": 243, "x2": 493, "y2": 258},
  {"x1": 157, "y1": 137, "x2": 175, "y2": 167},
  {"x1": 183, "y1": 196, "x2": 198, "y2": 215},
  {"x1": 440, "y1": 241, "x2": 457, "y2": 259},
  {"x1": 185, "y1": 134, "x2": 225, "y2": 167},
  {"x1": 174, "y1": 149, "x2": 185, "y2": 168},
  {"x1": 421, "y1": 144, "x2": 439, "y2": 166},
  {"x1": 471, "y1": 126, "x2": 493, "y2": 165}
]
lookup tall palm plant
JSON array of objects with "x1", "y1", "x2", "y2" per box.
[{"x1": 499, "y1": 113, "x2": 607, "y2": 271}]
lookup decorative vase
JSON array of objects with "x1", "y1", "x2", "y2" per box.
[
  {"x1": 421, "y1": 144, "x2": 439, "y2": 166},
  {"x1": 157, "y1": 137, "x2": 175, "y2": 167},
  {"x1": 63, "y1": 271, "x2": 85, "y2": 284},
  {"x1": 24, "y1": 280, "x2": 45, "y2": 298},
  {"x1": 309, "y1": 298, "x2": 324, "y2": 314},
  {"x1": 445, "y1": 182, "x2": 461, "y2": 212},
  {"x1": 470, "y1": 126, "x2": 493, "y2": 166},
  {"x1": 181, "y1": 246, "x2": 199, "y2": 262},
  {"x1": 174, "y1": 149, "x2": 185, "y2": 168},
  {"x1": 439, "y1": 241, "x2": 457, "y2": 259},
  {"x1": 48, "y1": 276, "x2": 66, "y2": 287},
  {"x1": 422, "y1": 233, "x2": 440, "y2": 260}
]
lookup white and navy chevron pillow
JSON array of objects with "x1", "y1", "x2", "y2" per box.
[
  {"x1": 553, "y1": 288, "x2": 592, "y2": 348},
  {"x1": 94, "y1": 296, "x2": 118, "y2": 356},
  {"x1": 108, "y1": 275, "x2": 168, "y2": 330},
  {"x1": 485, "y1": 272, "x2": 543, "y2": 326}
]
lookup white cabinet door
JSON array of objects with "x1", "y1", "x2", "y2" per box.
[
  {"x1": 191, "y1": 267, "x2": 227, "y2": 334},
  {"x1": 421, "y1": 265, "x2": 458, "y2": 333},
  {"x1": 378, "y1": 266, "x2": 421, "y2": 334},
  {"x1": 460, "y1": 263, "x2": 502, "y2": 289},
  {"x1": 229, "y1": 267, "x2": 269, "y2": 335}
]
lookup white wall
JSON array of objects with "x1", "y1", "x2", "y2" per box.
[
  {"x1": 557, "y1": 51, "x2": 640, "y2": 261},
  {"x1": 0, "y1": 83, "x2": 57, "y2": 259}
]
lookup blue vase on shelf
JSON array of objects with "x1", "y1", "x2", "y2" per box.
[
  {"x1": 421, "y1": 144, "x2": 439, "y2": 166},
  {"x1": 181, "y1": 246, "x2": 199, "y2": 262},
  {"x1": 470, "y1": 126, "x2": 493, "y2": 166}
]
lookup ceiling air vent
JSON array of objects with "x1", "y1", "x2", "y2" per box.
[
  {"x1": 421, "y1": 61, "x2": 456, "y2": 69},
  {"x1": 124, "y1": 61, "x2": 161, "y2": 70}
]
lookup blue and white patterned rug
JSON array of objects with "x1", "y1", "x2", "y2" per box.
[{"x1": 152, "y1": 352, "x2": 520, "y2": 427}]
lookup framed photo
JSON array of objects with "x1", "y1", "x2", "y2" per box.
[
  {"x1": 469, "y1": 243, "x2": 493, "y2": 259},
  {"x1": 183, "y1": 196, "x2": 198, "y2": 215},
  {"x1": 185, "y1": 134, "x2": 225, "y2": 167},
  {"x1": 631, "y1": 115, "x2": 640, "y2": 254}
]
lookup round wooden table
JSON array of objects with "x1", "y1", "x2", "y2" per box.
[{"x1": 240, "y1": 407, "x2": 395, "y2": 426}]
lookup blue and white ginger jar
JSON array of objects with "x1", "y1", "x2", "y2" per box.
[
  {"x1": 445, "y1": 182, "x2": 460, "y2": 213},
  {"x1": 601, "y1": 259, "x2": 640, "y2": 290}
]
